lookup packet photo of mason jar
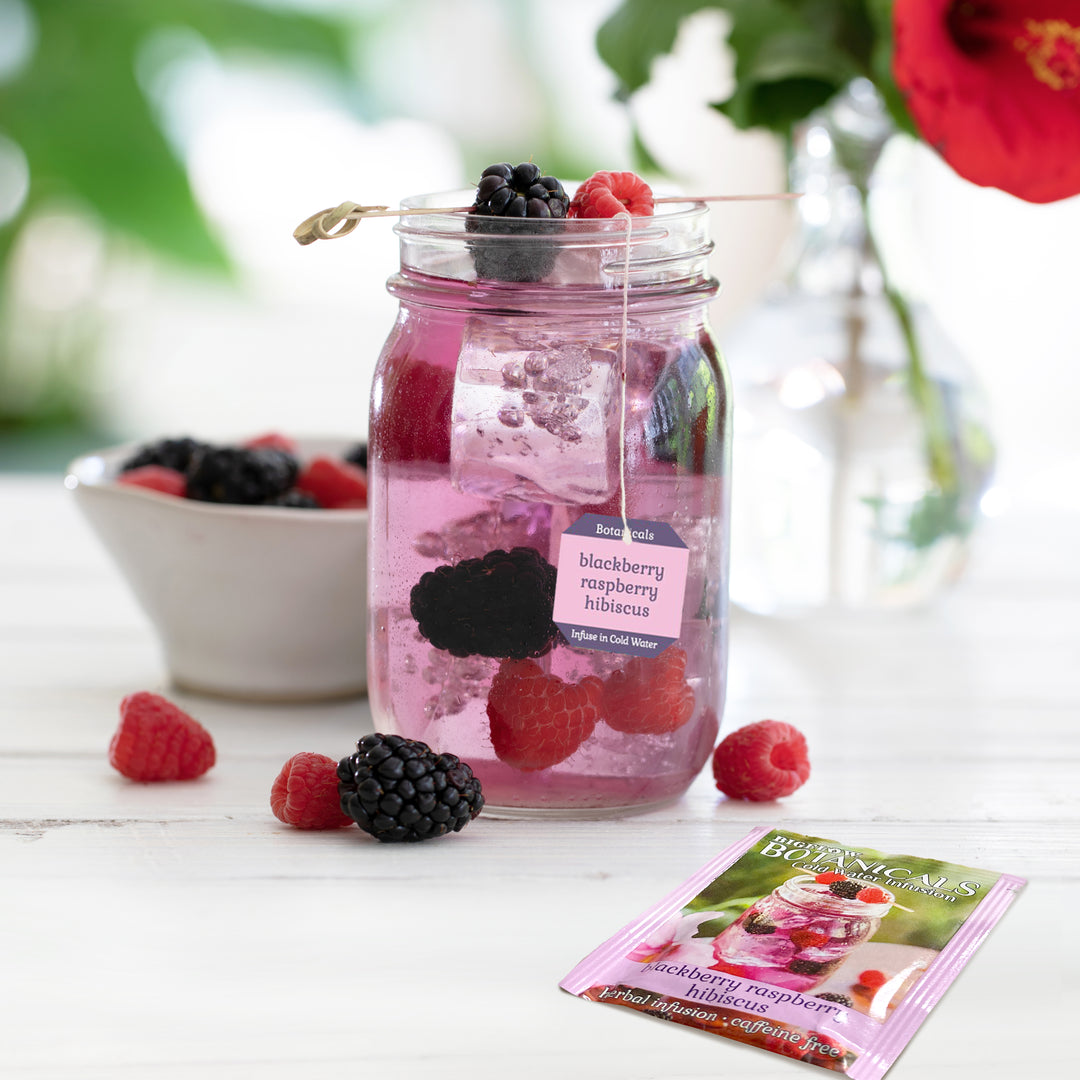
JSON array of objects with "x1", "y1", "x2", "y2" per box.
[{"x1": 561, "y1": 826, "x2": 1025, "y2": 1076}]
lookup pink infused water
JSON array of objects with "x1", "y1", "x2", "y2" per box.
[
  {"x1": 709, "y1": 875, "x2": 894, "y2": 991},
  {"x1": 368, "y1": 198, "x2": 730, "y2": 815}
]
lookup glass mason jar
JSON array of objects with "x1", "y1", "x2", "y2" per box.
[
  {"x1": 367, "y1": 191, "x2": 731, "y2": 816},
  {"x1": 710, "y1": 874, "x2": 894, "y2": 991}
]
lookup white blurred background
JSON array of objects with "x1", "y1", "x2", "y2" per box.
[{"x1": 1, "y1": 0, "x2": 1078, "y2": 511}]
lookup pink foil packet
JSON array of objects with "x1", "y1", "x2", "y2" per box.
[{"x1": 561, "y1": 826, "x2": 1025, "y2": 1076}]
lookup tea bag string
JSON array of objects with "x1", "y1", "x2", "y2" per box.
[{"x1": 616, "y1": 210, "x2": 632, "y2": 545}]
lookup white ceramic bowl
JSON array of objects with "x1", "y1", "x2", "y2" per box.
[{"x1": 66, "y1": 437, "x2": 368, "y2": 702}]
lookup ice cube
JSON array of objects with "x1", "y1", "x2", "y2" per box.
[{"x1": 451, "y1": 319, "x2": 620, "y2": 504}]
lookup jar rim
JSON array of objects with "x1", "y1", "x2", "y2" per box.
[
  {"x1": 392, "y1": 189, "x2": 716, "y2": 289},
  {"x1": 777, "y1": 873, "x2": 894, "y2": 917}
]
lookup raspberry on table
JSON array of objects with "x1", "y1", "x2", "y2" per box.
[
  {"x1": 711, "y1": 719, "x2": 810, "y2": 801},
  {"x1": 486, "y1": 659, "x2": 603, "y2": 771},
  {"x1": 186, "y1": 446, "x2": 298, "y2": 505},
  {"x1": 856, "y1": 886, "x2": 891, "y2": 905},
  {"x1": 116, "y1": 465, "x2": 187, "y2": 497},
  {"x1": 599, "y1": 646, "x2": 695, "y2": 735},
  {"x1": 120, "y1": 436, "x2": 209, "y2": 474},
  {"x1": 790, "y1": 929, "x2": 829, "y2": 950},
  {"x1": 569, "y1": 171, "x2": 655, "y2": 219},
  {"x1": 337, "y1": 733, "x2": 484, "y2": 843},
  {"x1": 411, "y1": 546, "x2": 558, "y2": 660},
  {"x1": 815, "y1": 872, "x2": 848, "y2": 884},
  {"x1": 857, "y1": 969, "x2": 889, "y2": 990},
  {"x1": 271, "y1": 752, "x2": 354, "y2": 829},
  {"x1": 108, "y1": 691, "x2": 215, "y2": 781},
  {"x1": 828, "y1": 880, "x2": 862, "y2": 899},
  {"x1": 466, "y1": 162, "x2": 569, "y2": 282},
  {"x1": 295, "y1": 456, "x2": 368, "y2": 509}
]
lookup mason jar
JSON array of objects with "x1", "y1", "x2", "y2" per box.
[
  {"x1": 710, "y1": 874, "x2": 894, "y2": 990},
  {"x1": 368, "y1": 190, "x2": 731, "y2": 816}
]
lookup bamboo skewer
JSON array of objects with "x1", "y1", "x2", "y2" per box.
[{"x1": 293, "y1": 192, "x2": 802, "y2": 245}]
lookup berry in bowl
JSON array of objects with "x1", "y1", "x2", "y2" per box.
[{"x1": 66, "y1": 434, "x2": 369, "y2": 702}]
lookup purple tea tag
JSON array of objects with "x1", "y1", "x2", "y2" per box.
[{"x1": 552, "y1": 513, "x2": 689, "y2": 657}]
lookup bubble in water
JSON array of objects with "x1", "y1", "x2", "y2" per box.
[
  {"x1": 535, "y1": 344, "x2": 592, "y2": 390},
  {"x1": 502, "y1": 361, "x2": 526, "y2": 388},
  {"x1": 498, "y1": 405, "x2": 525, "y2": 427},
  {"x1": 524, "y1": 352, "x2": 547, "y2": 376}
]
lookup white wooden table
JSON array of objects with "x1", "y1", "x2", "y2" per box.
[{"x1": 2, "y1": 474, "x2": 1076, "y2": 1079}]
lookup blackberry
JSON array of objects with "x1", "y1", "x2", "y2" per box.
[
  {"x1": 815, "y1": 993, "x2": 853, "y2": 1007},
  {"x1": 410, "y1": 546, "x2": 558, "y2": 660},
  {"x1": 186, "y1": 447, "x2": 298, "y2": 505},
  {"x1": 344, "y1": 441, "x2": 368, "y2": 471},
  {"x1": 120, "y1": 436, "x2": 210, "y2": 474},
  {"x1": 743, "y1": 911, "x2": 777, "y2": 935},
  {"x1": 265, "y1": 489, "x2": 319, "y2": 509},
  {"x1": 828, "y1": 880, "x2": 862, "y2": 900},
  {"x1": 337, "y1": 733, "x2": 484, "y2": 843},
  {"x1": 466, "y1": 162, "x2": 569, "y2": 283},
  {"x1": 788, "y1": 958, "x2": 829, "y2": 976}
]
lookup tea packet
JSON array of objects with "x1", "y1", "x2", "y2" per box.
[{"x1": 561, "y1": 826, "x2": 1025, "y2": 1076}]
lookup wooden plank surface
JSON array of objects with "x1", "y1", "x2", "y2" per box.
[{"x1": 1, "y1": 477, "x2": 1076, "y2": 1078}]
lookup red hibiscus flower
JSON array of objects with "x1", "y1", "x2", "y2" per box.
[{"x1": 893, "y1": 1, "x2": 1080, "y2": 203}]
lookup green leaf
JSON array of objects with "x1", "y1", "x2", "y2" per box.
[
  {"x1": 862, "y1": 0, "x2": 919, "y2": 137},
  {"x1": 597, "y1": 0, "x2": 731, "y2": 95},
  {"x1": 0, "y1": 1, "x2": 354, "y2": 272}
]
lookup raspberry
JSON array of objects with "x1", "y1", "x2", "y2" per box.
[
  {"x1": 815, "y1": 872, "x2": 848, "y2": 884},
  {"x1": 295, "y1": 456, "x2": 368, "y2": 509},
  {"x1": 856, "y1": 886, "x2": 891, "y2": 905},
  {"x1": 116, "y1": 465, "x2": 187, "y2": 497},
  {"x1": 271, "y1": 752, "x2": 354, "y2": 829},
  {"x1": 790, "y1": 929, "x2": 829, "y2": 950},
  {"x1": 120, "y1": 436, "x2": 209, "y2": 474},
  {"x1": 466, "y1": 162, "x2": 569, "y2": 282},
  {"x1": 186, "y1": 446, "x2": 298, "y2": 505},
  {"x1": 486, "y1": 659, "x2": 603, "y2": 770},
  {"x1": 828, "y1": 880, "x2": 862, "y2": 899},
  {"x1": 375, "y1": 358, "x2": 454, "y2": 464},
  {"x1": 857, "y1": 969, "x2": 889, "y2": 990},
  {"x1": 569, "y1": 171, "x2": 655, "y2": 219},
  {"x1": 243, "y1": 432, "x2": 298, "y2": 454},
  {"x1": 411, "y1": 547, "x2": 558, "y2": 660},
  {"x1": 337, "y1": 733, "x2": 484, "y2": 843},
  {"x1": 599, "y1": 647, "x2": 695, "y2": 735},
  {"x1": 815, "y1": 992, "x2": 853, "y2": 1007},
  {"x1": 108, "y1": 691, "x2": 215, "y2": 781},
  {"x1": 711, "y1": 719, "x2": 810, "y2": 801}
]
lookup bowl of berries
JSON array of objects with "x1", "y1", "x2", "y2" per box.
[{"x1": 66, "y1": 432, "x2": 370, "y2": 701}]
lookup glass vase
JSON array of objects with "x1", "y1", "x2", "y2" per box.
[{"x1": 728, "y1": 80, "x2": 994, "y2": 614}]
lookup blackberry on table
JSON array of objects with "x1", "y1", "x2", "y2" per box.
[
  {"x1": 743, "y1": 911, "x2": 777, "y2": 935},
  {"x1": 186, "y1": 447, "x2": 298, "y2": 505},
  {"x1": 466, "y1": 162, "x2": 569, "y2": 283},
  {"x1": 815, "y1": 993, "x2": 853, "y2": 1007},
  {"x1": 120, "y1": 436, "x2": 210, "y2": 474},
  {"x1": 337, "y1": 733, "x2": 484, "y2": 843},
  {"x1": 410, "y1": 546, "x2": 558, "y2": 660},
  {"x1": 828, "y1": 880, "x2": 862, "y2": 900}
]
